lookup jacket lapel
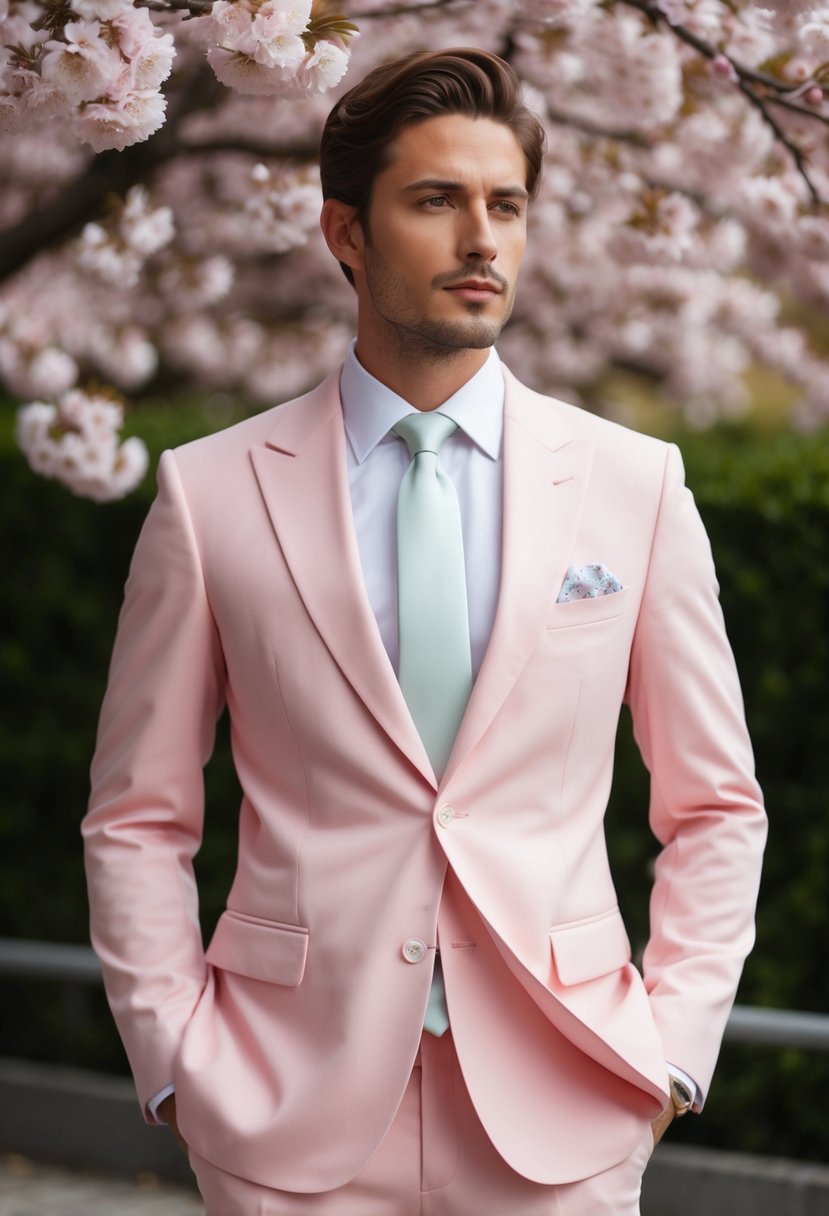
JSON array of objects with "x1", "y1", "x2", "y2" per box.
[
  {"x1": 445, "y1": 368, "x2": 594, "y2": 783},
  {"x1": 250, "y1": 372, "x2": 435, "y2": 787}
]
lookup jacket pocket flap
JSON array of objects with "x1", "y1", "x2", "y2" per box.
[
  {"x1": 549, "y1": 907, "x2": 631, "y2": 986},
  {"x1": 205, "y1": 909, "x2": 309, "y2": 986}
]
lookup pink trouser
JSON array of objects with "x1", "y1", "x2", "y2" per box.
[{"x1": 188, "y1": 1030, "x2": 654, "y2": 1216}]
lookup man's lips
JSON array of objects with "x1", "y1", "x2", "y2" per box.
[{"x1": 443, "y1": 280, "x2": 504, "y2": 302}]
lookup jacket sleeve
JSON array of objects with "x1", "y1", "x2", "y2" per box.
[
  {"x1": 625, "y1": 443, "x2": 767, "y2": 1103},
  {"x1": 83, "y1": 449, "x2": 226, "y2": 1117}
]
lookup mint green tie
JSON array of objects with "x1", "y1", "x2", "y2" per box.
[
  {"x1": 394, "y1": 412, "x2": 471, "y2": 1038},
  {"x1": 393, "y1": 412, "x2": 473, "y2": 779}
]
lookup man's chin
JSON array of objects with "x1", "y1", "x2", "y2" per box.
[{"x1": 412, "y1": 317, "x2": 504, "y2": 353}]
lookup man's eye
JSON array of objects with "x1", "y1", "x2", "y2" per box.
[
  {"x1": 493, "y1": 201, "x2": 521, "y2": 216},
  {"x1": 423, "y1": 196, "x2": 450, "y2": 208}
]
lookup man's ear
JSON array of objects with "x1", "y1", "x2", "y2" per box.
[{"x1": 320, "y1": 198, "x2": 365, "y2": 278}]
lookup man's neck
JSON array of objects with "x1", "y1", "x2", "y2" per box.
[{"x1": 353, "y1": 337, "x2": 491, "y2": 412}]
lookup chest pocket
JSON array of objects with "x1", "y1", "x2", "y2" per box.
[{"x1": 545, "y1": 586, "x2": 631, "y2": 631}]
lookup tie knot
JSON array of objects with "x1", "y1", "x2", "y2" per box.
[{"x1": 393, "y1": 412, "x2": 458, "y2": 459}]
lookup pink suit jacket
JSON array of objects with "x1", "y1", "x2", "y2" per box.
[{"x1": 83, "y1": 366, "x2": 766, "y2": 1191}]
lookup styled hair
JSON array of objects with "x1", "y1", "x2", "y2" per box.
[{"x1": 320, "y1": 48, "x2": 546, "y2": 284}]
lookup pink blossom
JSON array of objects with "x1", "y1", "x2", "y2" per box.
[
  {"x1": 739, "y1": 175, "x2": 801, "y2": 225},
  {"x1": 710, "y1": 54, "x2": 736, "y2": 82},
  {"x1": 0, "y1": 329, "x2": 80, "y2": 397},
  {"x1": 1, "y1": 8, "x2": 46, "y2": 56},
  {"x1": 207, "y1": 46, "x2": 293, "y2": 95},
  {"x1": 301, "y1": 41, "x2": 350, "y2": 93},
  {"x1": 656, "y1": 0, "x2": 725, "y2": 38},
  {"x1": 725, "y1": 6, "x2": 776, "y2": 68},
  {"x1": 518, "y1": 0, "x2": 600, "y2": 27},
  {"x1": 110, "y1": 6, "x2": 164, "y2": 59},
  {"x1": 517, "y1": 7, "x2": 684, "y2": 134},
  {"x1": 209, "y1": 0, "x2": 258, "y2": 46},
  {"x1": 78, "y1": 221, "x2": 141, "y2": 284},
  {"x1": 109, "y1": 10, "x2": 176, "y2": 89},
  {"x1": 26, "y1": 346, "x2": 79, "y2": 395},
  {"x1": 103, "y1": 435, "x2": 150, "y2": 500},
  {"x1": 120, "y1": 185, "x2": 175, "y2": 256},
  {"x1": 88, "y1": 325, "x2": 159, "y2": 388},
  {"x1": 41, "y1": 20, "x2": 123, "y2": 104},
  {"x1": 782, "y1": 56, "x2": 815, "y2": 84},
  {"x1": 73, "y1": 88, "x2": 167, "y2": 152},
  {"x1": 16, "y1": 401, "x2": 62, "y2": 477},
  {"x1": 256, "y1": 0, "x2": 313, "y2": 38},
  {"x1": 799, "y1": 12, "x2": 829, "y2": 55},
  {"x1": 5, "y1": 0, "x2": 829, "y2": 452},
  {"x1": 798, "y1": 214, "x2": 829, "y2": 261},
  {"x1": 16, "y1": 388, "x2": 149, "y2": 501},
  {"x1": 70, "y1": 0, "x2": 134, "y2": 18},
  {"x1": 0, "y1": 95, "x2": 24, "y2": 133},
  {"x1": 128, "y1": 32, "x2": 176, "y2": 91},
  {"x1": 251, "y1": 25, "x2": 306, "y2": 71},
  {"x1": 19, "y1": 75, "x2": 68, "y2": 121},
  {"x1": 157, "y1": 254, "x2": 235, "y2": 308},
  {"x1": 244, "y1": 162, "x2": 321, "y2": 252},
  {"x1": 76, "y1": 187, "x2": 172, "y2": 282}
]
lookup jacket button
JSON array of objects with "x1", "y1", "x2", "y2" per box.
[
  {"x1": 402, "y1": 939, "x2": 426, "y2": 964},
  {"x1": 437, "y1": 805, "x2": 454, "y2": 828}
]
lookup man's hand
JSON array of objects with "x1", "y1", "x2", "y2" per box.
[
  {"x1": 158, "y1": 1093, "x2": 189, "y2": 1157},
  {"x1": 650, "y1": 1100, "x2": 675, "y2": 1148}
]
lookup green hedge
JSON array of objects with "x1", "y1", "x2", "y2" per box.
[{"x1": 2, "y1": 401, "x2": 828, "y2": 1159}]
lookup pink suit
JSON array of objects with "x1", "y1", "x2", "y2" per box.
[{"x1": 83, "y1": 366, "x2": 766, "y2": 1193}]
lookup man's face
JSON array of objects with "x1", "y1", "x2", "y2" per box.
[{"x1": 355, "y1": 113, "x2": 530, "y2": 356}]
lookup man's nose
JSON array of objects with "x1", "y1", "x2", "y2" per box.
[{"x1": 457, "y1": 206, "x2": 498, "y2": 262}]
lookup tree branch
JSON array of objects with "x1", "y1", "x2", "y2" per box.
[
  {"x1": 735, "y1": 79, "x2": 822, "y2": 206},
  {"x1": 544, "y1": 105, "x2": 652, "y2": 146},
  {"x1": 178, "y1": 138, "x2": 319, "y2": 161},
  {"x1": 620, "y1": 0, "x2": 827, "y2": 206},
  {"x1": 349, "y1": 0, "x2": 469, "y2": 18},
  {"x1": 0, "y1": 66, "x2": 222, "y2": 287},
  {"x1": 765, "y1": 93, "x2": 829, "y2": 128},
  {"x1": 135, "y1": 0, "x2": 214, "y2": 15}
]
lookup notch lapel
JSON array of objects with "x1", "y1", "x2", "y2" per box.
[
  {"x1": 444, "y1": 370, "x2": 594, "y2": 783},
  {"x1": 250, "y1": 372, "x2": 435, "y2": 787}
]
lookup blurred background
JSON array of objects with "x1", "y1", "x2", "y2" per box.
[{"x1": 2, "y1": 0, "x2": 829, "y2": 1209}]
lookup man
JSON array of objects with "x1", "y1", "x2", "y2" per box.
[{"x1": 83, "y1": 48, "x2": 767, "y2": 1215}]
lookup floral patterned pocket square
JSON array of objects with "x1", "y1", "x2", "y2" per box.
[{"x1": 556, "y1": 563, "x2": 623, "y2": 603}]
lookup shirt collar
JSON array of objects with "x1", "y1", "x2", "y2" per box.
[{"x1": 340, "y1": 340, "x2": 504, "y2": 465}]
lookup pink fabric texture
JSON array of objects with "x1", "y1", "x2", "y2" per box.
[
  {"x1": 83, "y1": 366, "x2": 766, "y2": 1193},
  {"x1": 187, "y1": 1029, "x2": 655, "y2": 1215}
]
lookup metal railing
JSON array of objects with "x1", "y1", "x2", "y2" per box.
[{"x1": 2, "y1": 936, "x2": 828, "y2": 1052}]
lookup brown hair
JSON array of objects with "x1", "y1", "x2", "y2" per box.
[{"x1": 320, "y1": 48, "x2": 546, "y2": 284}]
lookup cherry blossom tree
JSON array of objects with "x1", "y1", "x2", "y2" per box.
[{"x1": 1, "y1": 0, "x2": 827, "y2": 500}]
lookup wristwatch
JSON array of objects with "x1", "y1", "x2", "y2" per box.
[{"x1": 668, "y1": 1074, "x2": 694, "y2": 1117}]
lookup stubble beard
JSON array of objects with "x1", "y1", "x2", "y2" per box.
[{"x1": 362, "y1": 244, "x2": 513, "y2": 366}]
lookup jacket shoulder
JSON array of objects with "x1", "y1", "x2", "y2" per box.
[
  {"x1": 168, "y1": 370, "x2": 340, "y2": 480},
  {"x1": 503, "y1": 364, "x2": 673, "y2": 473}
]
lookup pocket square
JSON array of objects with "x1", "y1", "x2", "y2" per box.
[{"x1": 556, "y1": 563, "x2": 623, "y2": 603}]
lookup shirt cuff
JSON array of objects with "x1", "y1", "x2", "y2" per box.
[{"x1": 147, "y1": 1083, "x2": 176, "y2": 1125}]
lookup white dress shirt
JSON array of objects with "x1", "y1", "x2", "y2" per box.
[{"x1": 340, "y1": 340, "x2": 504, "y2": 678}]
